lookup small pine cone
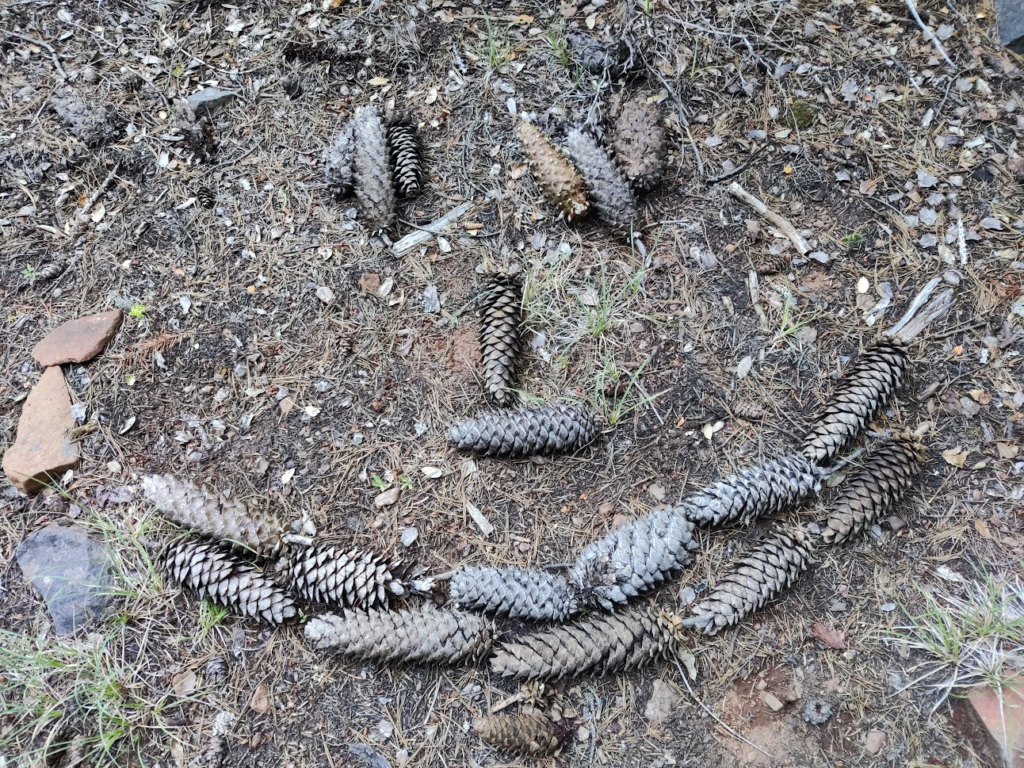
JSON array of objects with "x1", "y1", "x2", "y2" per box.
[
  {"x1": 479, "y1": 273, "x2": 523, "y2": 406},
  {"x1": 386, "y1": 120, "x2": 423, "y2": 197},
  {"x1": 351, "y1": 106, "x2": 395, "y2": 231},
  {"x1": 518, "y1": 121, "x2": 589, "y2": 221},
  {"x1": 450, "y1": 566, "x2": 579, "y2": 621},
  {"x1": 490, "y1": 606, "x2": 683, "y2": 680},
  {"x1": 563, "y1": 127, "x2": 636, "y2": 232},
  {"x1": 142, "y1": 474, "x2": 285, "y2": 557},
  {"x1": 756, "y1": 252, "x2": 791, "y2": 275},
  {"x1": 304, "y1": 605, "x2": 493, "y2": 666},
  {"x1": 161, "y1": 538, "x2": 297, "y2": 625},
  {"x1": 567, "y1": 33, "x2": 629, "y2": 77},
  {"x1": 288, "y1": 544, "x2": 411, "y2": 610},
  {"x1": 801, "y1": 338, "x2": 909, "y2": 465},
  {"x1": 449, "y1": 404, "x2": 601, "y2": 458},
  {"x1": 611, "y1": 96, "x2": 666, "y2": 192},
  {"x1": 196, "y1": 185, "x2": 216, "y2": 209},
  {"x1": 684, "y1": 527, "x2": 815, "y2": 636},
  {"x1": 821, "y1": 432, "x2": 926, "y2": 545},
  {"x1": 572, "y1": 507, "x2": 698, "y2": 610},
  {"x1": 323, "y1": 121, "x2": 355, "y2": 196},
  {"x1": 473, "y1": 711, "x2": 562, "y2": 756},
  {"x1": 682, "y1": 455, "x2": 824, "y2": 528}
]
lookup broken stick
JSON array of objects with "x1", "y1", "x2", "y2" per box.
[{"x1": 727, "y1": 182, "x2": 811, "y2": 255}]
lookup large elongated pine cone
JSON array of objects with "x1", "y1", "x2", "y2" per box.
[
  {"x1": 288, "y1": 545, "x2": 412, "y2": 610},
  {"x1": 161, "y1": 538, "x2": 297, "y2": 625},
  {"x1": 450, "y1": 566, "x2": 579, "y2": 621},
  {"x1": 323, "y1": 121, "x2": 355, "y2": 196},
  {"x1": 563, "y1": 127, "x2": 636, "y2": 232},
  {"x1": 479, "y1": 273, "x2": 522, "y2": 406},
  {"x1": 684, "y1": 527, "x2": 814, "y2": 636},
  {"x1": 473, "y1": 712, "x2": 562, "y2": 756},
  {"x1": 802, "y1": 339, "x2": 908, "y2": 465},
  {"x1": 304, "y1": 605, "x2": 493, "y2": 666},
  {"x1": 572, "y1": 507, "x2": 698, "y2": 610},
  {"x1": 490, "y1": 606, "x2": 683, "y2": 680},
  {"x1": 821, "y1": 432, "x2": 926, "y2": 545},
  {"x1": 142, "y1": 474, "x2": 285, "y2": 557},
  {"x1": 352, "y1": 105, "x2": 395, "y2": 231},
  {"x1": 518, "y1": 121, "x2": 589, "y2": 221},
  {"x1": 681, "y1": 455, "x2": 824, "y2": 529},
  {"x1": 449, "y1": 403, "x2": 600, "y2": 458},
  {"x1": 612, "y1": 96, "x2": 666, "y2": 192},
  {"x1": 387, "y1": 120, "x2": 423, "y2": 197}
]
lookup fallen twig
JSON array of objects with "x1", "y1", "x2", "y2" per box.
[
  {"x1": 727, "y1": 182, "x2": 810, "y2": 255},
  {"x1": 392, "y1": 200, "x2": 473, "y2": 256},
  {"x1": 904, "y1": 0, "x2": 956, "y2": 69},
  {"x1": 70, "y1": 161, "x2": 122, "y2": 230},
  {"x1": 5, "y1": 31, "x2": 69, "y2": 81}
]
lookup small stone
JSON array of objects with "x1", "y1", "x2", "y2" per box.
[
  {"x1": 864, "y1": 730, "x2": 887, "y2": 754},
  {"x1": 887, "y1": 515, "x2": 907, "y2": 531},
  {"x1": 964, "y1": 677, "x2": 1024, "y2": 763},
  {"x1": 186, "y1": 87, "x2": 238, "y2": 116},
  {"x1": 32, "y1": 310, "x2": 124, "y2": 366},
  {"x1": 401, "y1": 527, "x2": 418, "y2": 547},
  {"x1": 678, "y1": 586, "x2": 697, "y2": 606},
  {"x1": 3, "y1": 368, "x2": 80, "y2": 494},
  {"x1": 374, "y1": 488, "x2": 401, "y2": 507},
  {"x1": 997, "y1": 0, "x2": 1024, "y2": 52},
  {"x1": 761, "y1": 692, "x2": 785, "y2": 712},
  {"x1": 880, "y1": 602, "x2": 897, "y2": 612},
  {"x1": 648, "y1": 482, "x2": 666, "y2": 502},
  {"x1": 316, "y1": 286, "x2": 334, "y2": 303},
  {"x1": 15, "y1": 523, "x2": 113, "y2": 634},
  {"x1": 423, "y1": 285, "x2": 441, "y2": 313},
  {"x1": 644, "y1": 679, "x2": 681, "y2": 724}
]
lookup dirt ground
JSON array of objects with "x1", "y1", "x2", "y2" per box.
[{"x1": 1, "y1": 0, "x2": 1022, "y2": 766}]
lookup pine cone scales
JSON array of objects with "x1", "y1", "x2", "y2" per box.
[
  {"x1": 518, "y1": 121, "x2": 589, "y2": 221},
  {"x1": 142, "y1": 474, "x2": 284, "y2": 557},
  {"x1": 684, "y1": 528, "x2": 814, "y2": 636},
  {"x1": 612, "y1": 97, "x2": 666, "y2": 192},
  {"x1": 449, "y1": 404, "x2": 600, "y2": 458},
  {"x1": 352, "y1": 106, "x2": 395, "y2": 231},
  {"x1": 473, "y1": 712, "x2": 561, "y2": 756},
  {"x1": 490, "y1": 606, "x2": 682, "y2": 680},
  {"x1": 304, "y1": 605, "x2": 493, "y2": 666},
  {"x1": 802, "y1": 339, "x2": 909, "y2": 464},
  {"x1": 682, "y1": 455, "x2": 824, "y2": 528},
  {"x1": 563, "y1": 127, "x2": 636, "y2": 232},
  {"x1": 822, "y1": 433, "x2": 926, "y2": 545},
  {"x1": 572, "y1": 507, "x2": 698, "y2": 609},
  {"x1": 479, "y1": 273, "x2": 522, "y2": 406},
  {"x1": 387, "y1": 120, "x2": 423, "y2": 197},
  {"x1": 288, "y1": 545, "x2": 408, "y2": 610},
  {"x1": 161, "y1": 539, "x2": 297, "y2": 625},
  {"x1": 323, "y1": 122, "x2": 355, "y2": 196},
  {"x1": 450, "y1": 566, "x2": 579, "y2": 621}
]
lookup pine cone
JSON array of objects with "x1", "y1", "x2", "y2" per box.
[
  {"x1": 473, "y1": 711, "x2": 562, "y2": 756},
  {"x1": 801, "y1": 339, "x2": 909, "y2": 465},
  {"x1": 288, "y1": 544, "x2": 411, "y2": 610},
  {"x1": 386, "y1": 120, "x2": 423, "y2": 198},
  {"x1": 450, "y1": 566, "x2": 579, "y2": 621},
  {"x1": 161, "y1": 538, "x2": 297, "y2": 625},
  {"x1": 567, "y1": 33, "x2": 629, "y2": 76},
  {"x1": 682, "y1": 455, "x2": 824, "y2": 528},
  {"x1": 479, "y1": 273, "x2": 522, "y2": 406},
  {"x1": 323, "y1": 121, "x2": 355, "y2": 196},
  {"x1": 684, "y1": 527, "x2": 815, "y2": 636},
  {"x1": 196, "y1": 185, "x2": 216, "y2": 209},
  {"x1": 821, "y1": 432, "x2": 926, "y2": 545},
  {"x1": 572, "y1": 507, "x2": 698, "y2": 610},
  {"x1": 490, "y1": 606, "x2": 682, "y2": 680},
  {"x1": 448, "y1": 403, "x2": 601, "y2": 458},
  {"x1": 611, "y1": 96, "x2": 666, "y2": 192},
  {"x1": 756, "y1": 252, "x2": 791, "y2": 275},
  {"x1": 142, "y1": 474, "x2": 285, "y2": 557},
  {"x1": 351, "y1": 106, "x2": 395, "y2": 232},
  {"x1": 518, "y1": 121, "x2": 589, "y2": 221},
  {"x1": 563, "y1": 127, "x2": 636, "y2": 232},
  {"x1": 304, "y1": 605, "x2": 493, "y2": 666}
]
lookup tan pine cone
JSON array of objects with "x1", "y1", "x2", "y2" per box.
[
  {"x1": 473, "y1": 711, "x2": 562, "y2": 756},
  {"x1": 352, "y1": 105, "x2": 396, "y2": 232},
  {"x1": 288, "y1": 544, "x2": 410, "y2": 609},
  {"x1": 563, "y1": 126, "x2": 636, "y2": 232},
  {"x1": 478, "y1": 273, "x2": 522, "y2": 406},
  {"x1": 518, "y1": 121, "x2": 589, "y2": 221},
  {"x1": 612, "y1": 96, "x2": 666, "y2": 192}
]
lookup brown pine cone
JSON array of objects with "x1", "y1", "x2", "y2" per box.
[
  {"x1": 448, "y1": 403, "x2": 601, "y2": 458},
  {"x1": 563, "y1": 126, "x2": 636, "y2": 232},
  {"x1": 387, "y1": 119, "x2": 423, "y2": 197},
  {"x1": 288, "y1": 544, "x2": 411, "y2": 610},
  {"x1": 518, "y1": 121, "x2": 589, "y2": 221},
  {"x1": 479, "y1": 273, "x2": 522, "y2": 406},
  {"x1": 473, "y1": 711, "x2": 563, "y2": 756},
  {"x1": 612, "y1": 96, "x2": 666, "y2": 192}
]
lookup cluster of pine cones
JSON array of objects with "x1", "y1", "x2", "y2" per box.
[
  {"x1": 518, "y1": 93, "x2": 666, "y2": 235},
  {"x1": 322, "y1": 105, "x2": 423, "y2": 232}
]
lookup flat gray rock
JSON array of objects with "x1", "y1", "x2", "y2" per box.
[
  {"x1": 16, "y1": 523, "x2": 113, "y2": 635},
  {"x1": 997, "y1": 0, "x2": 1024, "y2": 52},
  {"x1": 186, "y1": 87, "x2": 238, "y2": 116}
]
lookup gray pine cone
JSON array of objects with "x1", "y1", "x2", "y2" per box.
[
  {"x1": 352, "y1": 105, "x2": 395, "y2": 232},
  {"x1": 473, "y1": 711, "x2": 563, "y2": 756},
  {"x1": 161, "y1": 538, "x2": 297, "y2": 625},
  {"x1": 572, "y1": 507, "x2": 698, "y2": 610},
  {"x1": 304, "y1": 605, "x2": 493, "y2": 666},
  {"x1": 450, "y1": 566, "x2": 579, "y2": 621},
  {"x1": 479, "y1": 273, "x2": 522, "y2": 406},
  {"x1": 684, "y1": 527, "x2": 815, "y2": 636},
  {"x1": 142, "y1": 474, "x2": 285, "y2": 557},
  {"x1": 802, "y1": 339, "x2": 909, "y2": 465},
  {"x1": 490, "y1": 606, "x2": 683, "y2": 680},
  {"x1": 563, "y1": 127, "x2": 636, "y2": 232},
  {"x1": 288, "y1": 544, "x2": 411, "y2": 610},
  {"x1": 821, "y1": 432, "x2": 926, "y2": 545},
  {"x1": 386, "y1": 120, "x2": 423, "y2": 197},
  {"x1": 448, "y1": 403, "x2": 601, "y2": 458},
  {"x1": 612, "y1": 96, "x2": 666, "y2": 192},
  {"x1": 682, "y1": 455, "x2": 824, "y2": 528},
  {"x1": 567, "y1": 33, "x2": 629, "y2": 76},
  {"x1": 323, "y1": 121, "x2": 355, "y2": 196}
]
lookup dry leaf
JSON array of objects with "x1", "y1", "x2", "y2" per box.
[
  {"x1": 974, "y1": 519, "x2": 992, "y2": 540},
  {"x1": 249, "y1": 683, "x2": 272, "y2": 714},
  {"x1": 368, "y1": 77, "x2": 389, "y2": 86},
  {"x1": 941, "y1": 446, "x2": 968, "y2": 467},
  {"x1": 420, "y1": 466, "x2": 443, "y2": 478},
  {"x1": 996, "y1": 442, "x2": 1018, "y2": 459},
  {"x1": 810, "y1": 622, "x2": 846, "y2": 650},
  {"x1": 171, "y1": 669, "x2": 197, "y2": 696}
]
